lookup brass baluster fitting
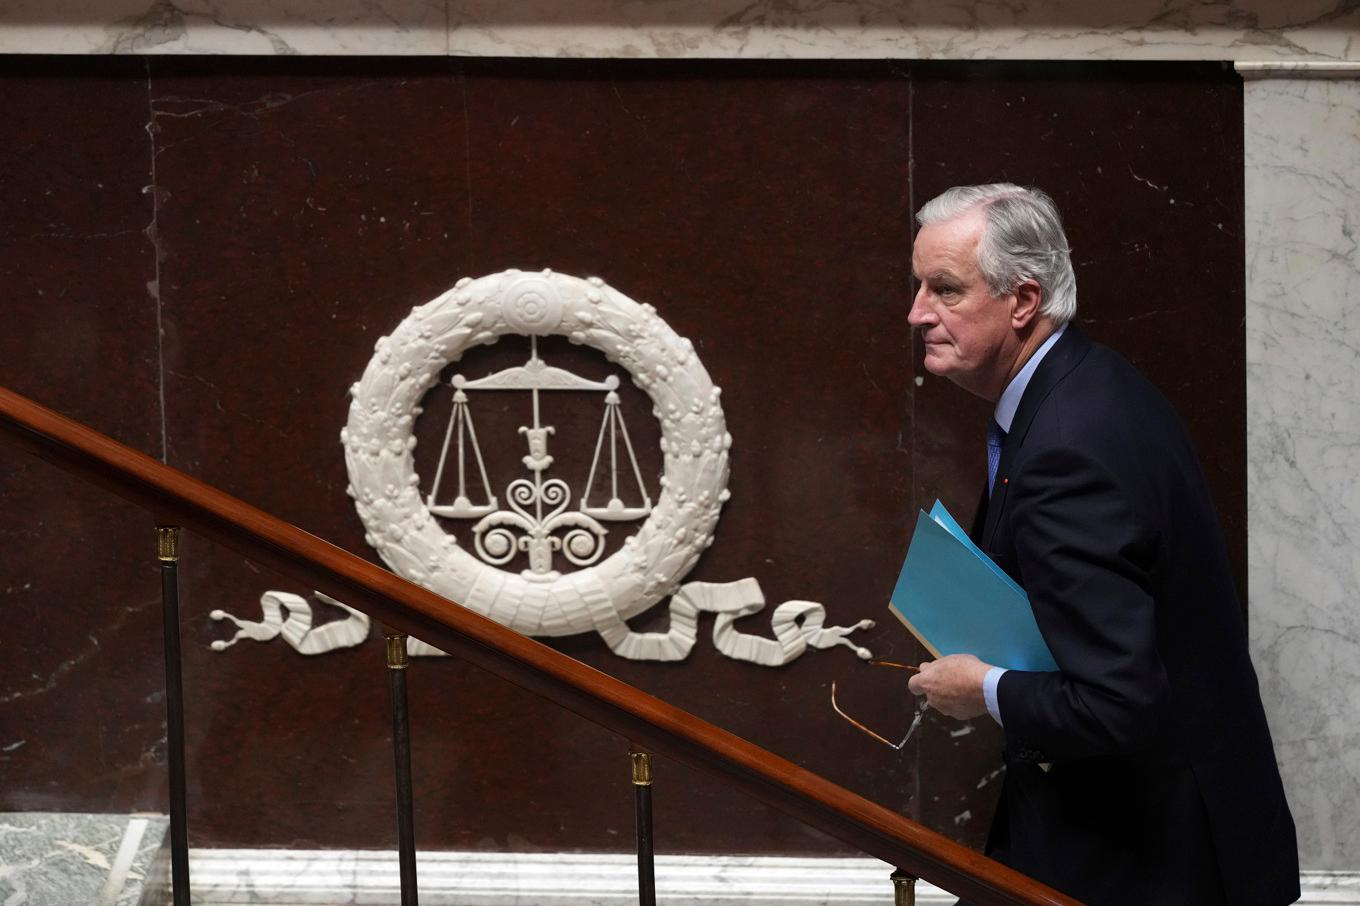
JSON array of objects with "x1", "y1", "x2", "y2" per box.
[
  {"x1": 155, "y1": 526, "x2": 181, "y2": 562},
  {"x1": 630, "y1": 751, "x2": 653, "y2": 786},
  {"x1": 890, "y1": 869, "x2": 918, "y2": 906},
  {"x1": 384, "y1": 629, "x2": 409, "y2": 670}
]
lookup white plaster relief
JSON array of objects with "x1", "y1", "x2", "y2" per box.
[
  {"x1": 213, "y1": 270, "x2": 870, "y2": 666},
  {"x1": 1245, "y1": 75, "x2": 1360, "y2": 870},
  {"x1": 210, "y1": 591, "x2": 369, "y2": 654},
  {"x1": 1, "y1": 0, "x2": 1358, "y2": 60}
]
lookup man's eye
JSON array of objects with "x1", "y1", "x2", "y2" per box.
[{"x1": 936, "y1": 286, "x2": 957, "y2": 296}]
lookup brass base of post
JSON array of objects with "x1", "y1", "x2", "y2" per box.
[
  {"x1": 155, "y1": 526, "x2": 181, "y2": 562},
  {"x1": 890, "y1": 869, "x2": 918, "y2": 906},
  {"x1": 385, "y1": 632, "x2": 409, "y2": 670},
  {"x1": 630, "y1": 751, "x2": 653, "y2": 786}
]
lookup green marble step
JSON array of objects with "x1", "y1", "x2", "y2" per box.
[{"x1": 0, "y1": 813, "x2": 169, "y2": 906}]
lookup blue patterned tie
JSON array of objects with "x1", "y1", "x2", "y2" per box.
[{"x1": 987, "y1": 419, "x2": 1006, "y2": 495}]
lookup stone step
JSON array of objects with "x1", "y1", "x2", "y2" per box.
[{"x1": 0, "y1": 812, "x2": 169, "y2": 906}]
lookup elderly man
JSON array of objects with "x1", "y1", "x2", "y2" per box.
[{"x1": 905, "y1": 184, "x2": 1298, "y2": 906}]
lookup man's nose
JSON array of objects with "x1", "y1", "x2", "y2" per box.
[{"x1": 907, "y1": 288, "x2": 933, "y2": 326}]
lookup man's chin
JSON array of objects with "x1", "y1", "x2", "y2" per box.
[
  {"x1": 920, "y1": 351, "x2": 956, "y2": 377},
  {"x1": 921, "y1": 355, "x2": 990, "y2": 397}
]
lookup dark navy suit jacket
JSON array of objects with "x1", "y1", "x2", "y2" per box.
[{"x1": 971, "y1": 325, "x2": 1298, "y2": 906}]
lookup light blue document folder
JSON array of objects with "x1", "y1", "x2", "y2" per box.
[{"x1": 888, "y1": 500, "x2": 1058, "y2": 671}]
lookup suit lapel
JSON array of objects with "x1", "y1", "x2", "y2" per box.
[
  {"x1": 969, "y1": 481, "x2": 990, "y2": 544},
  {"x1": 981, "y1": 325, "x2": 1092, "y2": 550}
]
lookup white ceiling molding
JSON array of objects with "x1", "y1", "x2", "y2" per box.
[{"x1": 0, "y1": 0, "x2": 1357, "y2": 61}]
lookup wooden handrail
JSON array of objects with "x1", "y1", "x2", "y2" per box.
[{"x1": 0, "y1": 384, "x2": 1082, "y2": 906}]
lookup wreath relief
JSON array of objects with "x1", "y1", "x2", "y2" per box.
[{"x1": 212, "y1": 270, "x2": 872, "y2": 666}]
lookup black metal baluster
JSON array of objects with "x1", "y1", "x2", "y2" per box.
[
  {"x1": 385, "y1": 627, "x2": 419, "y2": 905},
  {"x1": 155, "y1": 526, "x2": 190, "y2": 906},
  {"x1": 631, "y1": 749, "x2": 656, "y2": 906}
]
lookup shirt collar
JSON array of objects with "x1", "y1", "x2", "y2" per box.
[{"x1": 994, "y1": 324, "x2": 1067, "y2": 434}]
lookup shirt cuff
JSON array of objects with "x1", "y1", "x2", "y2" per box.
[{"x1": 983, "y1": 667, "x2": 1007, "y2": 727}]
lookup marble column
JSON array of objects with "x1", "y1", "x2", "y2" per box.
[{"x1": 1243, "y1": 65, "x2": 1360, "y2": 869}]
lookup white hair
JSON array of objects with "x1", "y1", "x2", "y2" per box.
[{"x1": 916, "y1": 184, "x2": 1077, "y2": 325}]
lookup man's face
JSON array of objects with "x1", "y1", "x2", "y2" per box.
[{"x1": 908, "y1": 210, "x2": 1018, "y2": 400}]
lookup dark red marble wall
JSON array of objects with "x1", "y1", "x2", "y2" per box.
[
  {"x1": 0, "y1": 58, "x2": 1242, "y2": 855},
  {"x1": 0, "y1": 58, "x2": 166, "y2": 814}
]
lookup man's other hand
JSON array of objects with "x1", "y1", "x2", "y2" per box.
[{"x1": 907, "y1": 654, "x2": 992, "y2": 719}]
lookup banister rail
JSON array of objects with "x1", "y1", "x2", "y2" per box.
[{"x1": 0, "y1": 384, "x2": 1082, "y2": 906}]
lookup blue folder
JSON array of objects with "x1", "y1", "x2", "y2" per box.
[{"x1": 888, "y1": 500, "x2": 1058, "y2": 671}]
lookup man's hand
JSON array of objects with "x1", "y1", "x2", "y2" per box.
[{"x1": 907, "y1": 654, "x2": 992, "y2": 720}]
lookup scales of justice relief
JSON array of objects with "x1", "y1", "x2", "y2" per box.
[
  {"x1": 428, "y1": 334, "x2": 652, "y2": 578},
  {"x1": 211, "y1": 270, "x2": 872, "y2": 666}
]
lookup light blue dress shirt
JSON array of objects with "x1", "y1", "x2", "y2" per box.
[{"x1": 982, "y1": 325, "x2": 1066, "y2": 727}]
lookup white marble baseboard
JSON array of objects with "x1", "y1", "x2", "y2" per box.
[
  {"x1": 187, "y1": 850, "x2": 944, "y2": 904},
  {"x1": 185, "y1": 849, "x2": 1358, "y2": 906}
]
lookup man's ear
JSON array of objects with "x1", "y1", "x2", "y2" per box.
[{"x1": 1011, "y1": 279, "x2": 1043, "y2": 328}]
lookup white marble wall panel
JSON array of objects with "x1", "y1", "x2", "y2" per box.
[
  {"x1": 1245, "y1": 73, "x2": 1360, "y2": 870},
  {"x1": 0, "y1": 0, "x2": 1356, "y2": 59}
]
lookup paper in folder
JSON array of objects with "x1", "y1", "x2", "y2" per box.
[{"x1": 889, "y1": 500, "x2": 1058, "y2": 671}]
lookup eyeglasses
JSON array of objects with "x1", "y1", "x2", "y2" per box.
[{"x1": 830, "y1": 660, "x2": 929, "y2": 750}]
